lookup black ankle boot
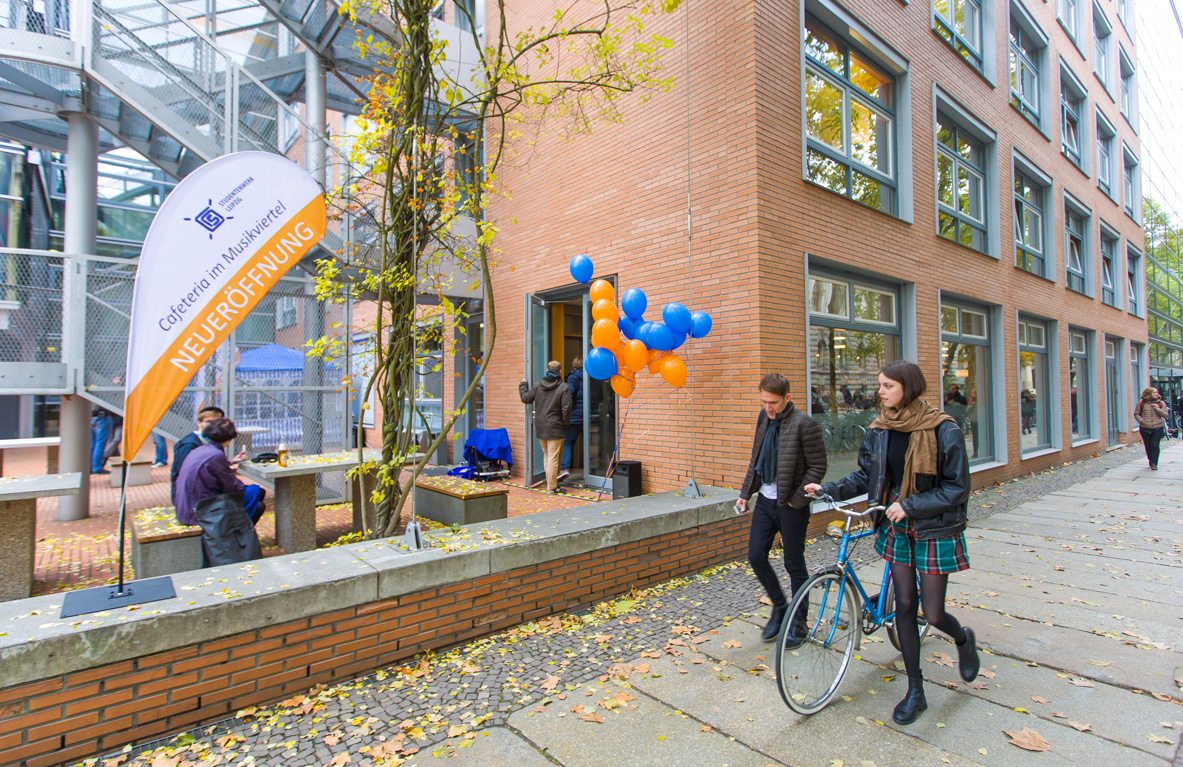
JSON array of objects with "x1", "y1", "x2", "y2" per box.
[
  {"x1": 893, "y1": 676, "x2": 927, "y2": 725},
  {"x1": 762, "y1": 604, "x2": 787, "y2": 641},
  {"x1": 957, "y1": 627, "x2": 980, "y2": 682},
  {"x1": 782, "y1": 610, "x2": 809, "y2": 649}
]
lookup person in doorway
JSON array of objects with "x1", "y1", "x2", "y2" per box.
[
  {"x1": 559, "y1": 357, "x2": 583, "y2": 483},
  {"x1": 520, "y1": 361, "x2": 572, "y2": 494},
  {"x1": 152, "y1": 433, "x2": 169, "y2": 468},
  {"x1": 1134, "y1": 387, "x2": 1170, "y2": 470},
  {"x1": 806, "y1": 360, "x2": 979, "y2": 727},
  {"x1": 736, "y1": 373, "x2": 827, "y2": 643},
  {"x1": 174, "y1": 418, "x2": 266, "y2": 527},
  {"x1": 170, "y1": 406, "x2": 246, "y2": 505},
  {"x1": 90, "y1": 405, "x2": 114, "y2": 475}
]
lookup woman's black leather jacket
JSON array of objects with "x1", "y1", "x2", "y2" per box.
[{"x1": 819, "y1": 420, "x2": 970, "y2": 540}]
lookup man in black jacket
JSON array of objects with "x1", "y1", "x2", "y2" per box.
[
  {"x1": 737, "y1": 373, "x2": 827, "y2": 642},
  {"x1": 520, "y1": 361, "x2": 572, "y2": 494},
  {"x1": 559, "y1": 356, "x2": 584, "y2": 482}
]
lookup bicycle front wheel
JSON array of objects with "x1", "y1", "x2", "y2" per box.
[{"x1": 775, "y1": 570, "x2": 859, "y2": 715}]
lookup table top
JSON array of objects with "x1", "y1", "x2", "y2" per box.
[
  {"x1": 0, "y1": 473, "x2": 82, "y2": 501},
  {"x1": 235, "y1": 426, "x2": 269, "y2": 435},
  {"x1": 238, "y1": 449, "x2": 382, "y2": 480},
  {"x1": 0, "y1": 437, "x2": 61, "y2": 449},
  {"x1": 415, "y1": 476, "x2": 509, "y2": 499}
]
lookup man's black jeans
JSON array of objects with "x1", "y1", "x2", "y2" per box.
[{"x1": 748, "y1": 494, "x2": 810, "y2": 610}]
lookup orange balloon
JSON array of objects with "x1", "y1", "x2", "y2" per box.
[
  {"x1": 591, "y1": 318, "x2": 621, "y2": 350},
  {"x1": 610, "y1": 372, "x2": 635, "y2": 398},
  {"x1": 591, "y1": 299, "x2": 617, "y2": 323},
  {"x1": 622, "y1": 339, "x2": 648, "y2": 374},
  {"x1": 589, "y1": 279, "x2": 615, "y2": 304},
  {"x1": 659, "y1": 355, "x2": 687, "y2": 388},
  {"x1": 646, "y1": 349, "x2": 668, "y2": 374}
]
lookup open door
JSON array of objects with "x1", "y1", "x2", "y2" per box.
[
  {"x1": 582, "y1": 292, "x2": 618, "y2": 491},
  {"x1": 1105, "y1": 340, "x2": 1120, "y2": 446},
  {"x1": 524, "y1": 293, "x2": 549, "y2": 486}
]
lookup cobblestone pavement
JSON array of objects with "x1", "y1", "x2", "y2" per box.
[{"x1": 79, "y1": 441, "x2": 1177, "y2": 767}]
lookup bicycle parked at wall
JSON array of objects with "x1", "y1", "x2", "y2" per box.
[{"x1": 775, "y1": 492, "x2": 928, "y2": 714}]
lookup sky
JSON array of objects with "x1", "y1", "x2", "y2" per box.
[{"x1": 1136, "y1": 0, "x2": 1183, "y2": 228}]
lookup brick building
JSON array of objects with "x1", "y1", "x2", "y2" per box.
[{"x1": 480, "y1": 0, "x2": 1147, "y2": 494}]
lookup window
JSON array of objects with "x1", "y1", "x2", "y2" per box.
[
  {"x1": 1122, "y1": 146, "x2": 1139, "y2": 219},
  {"x1": 941, "y1": 302, "x2": 994, "y2": 463},
  {"x1": 1068, "y1": 328, "x2": 1093, "y2": 440},
  {"x1": 454, "y1": 0, "x2": 475, "y2": 32},
  {"x1": 808, "y1": 270, "x2": 901, "y2": 483},
  {"x1": 936, "y1": 115, "x2": 987, "y2": 253},
  {"x1": 1058, "y1": 0, "x2": 1080, "y2": 41},
  {"x1": 1095, "y1": 110, "x2": 1116, "y2": 198},
  {"x1": 933, "y1": 0, "x2": 984, "y2": 71},
  {"x1": 1127, "y1": 246, "x2": 1141, "y2": 315},
  {"x1": 1092, "y1": 3, "x2": 1111, "y2": 90},
  {"x1": 1009, "y1": 21, "x2": 1041, "y2": 123},
  {"x1": 1018, "y1": 317, "x2": 1052, "y2": 452},
  {"x1": 804, "y1": 17, "x2": 897, "y2": 214},
  {"x1": 1130, "y1": 341, "x2": 1143, "y2": 413},
  {"x1": 1060, "y1": 66, "x2": 1088, "y2": 172},
  {"x1": 1117, "y1": 0, "x2": 1131, "y2": 29},
  {"x1": 1014, "y1": 166, "x2": 1047, "y2": 276},
  {"x1": 1064, "y1": 200, "x2": 1089, "y2": 294},
  {"x1": 275, "y1": 295, "x2": 298, "y2": 330},
  {"x1": 1100, "y1": 229, "x2": 1118, "y2": 306},
  {"x1": 1119, "y1": 50, "x2": 1135, "y2": 125}
]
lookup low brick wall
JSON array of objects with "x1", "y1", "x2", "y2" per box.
[{"x1": 0, "y1": 487, "x2": 757, "y2": 767}]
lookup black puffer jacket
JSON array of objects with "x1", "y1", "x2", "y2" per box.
[
  {"x1": 820, "y1": 420, "x2": 969, "y2": 540},
  {"x1": 519, "y1": 372, "x2": 572, "y2": 440},
  {"x1": 739, "y1": 403, "x2": 827, "y2": 510}
]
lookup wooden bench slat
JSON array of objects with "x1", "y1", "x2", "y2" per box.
[{"x1": 414, "y1": 478, "x2": 509, "y2": 500}]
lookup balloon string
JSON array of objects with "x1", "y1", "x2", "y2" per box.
[{"x1": 593, "y1": 382, "x2": 695, "y2": 502}]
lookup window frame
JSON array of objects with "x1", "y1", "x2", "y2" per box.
[
  {"x1": 1092, "y1": 2, "x2": 1113, "y2": 94},
  {"x1": 1094, "y1": 107, "x2": 1117, "y2": 201},
  {"x1": 1059, "y1": 62, "x2": 1090, "y2": 175},
  {"x1": 1122, "y1": 143, "x2": 1140, "y2": 222},
  {"x1": 802, "y1": 14, "x2": 902, "y2": 217},
  {"x1": 939, "y1": 297, "x2": 997, "y2": 465},
  {"x1": 1057, "y1": 0, "x2": 1086, "y2": 54},
  {"x1": 933, "y1": 95, "x2": 996, "y2": 257},
  {"x1": 1017, "y1": 314, "x2": 1059, "y2": 454},
  {"x1": 933, "y1": 0, "x2": 986, "y2": 73},
  {"x1": 1099, "y1": 223, "x2": 1120, "y2": 308},
  {"x1": 1127, "y1": 244, "x2": 1143, "y2": 317},
  {"x1": 1118, "y1": 48, "x2": 1137, "y2": 130},
  {"x1": 1067, "y1": 326, "x2": 1096, "y2": 443},
  {"x1": 1012, "y1": 151, "x2": 1055, "y2": 280},
  {"x1": 1063, "y1": 193, "x2": 1092, "y2": 296}
]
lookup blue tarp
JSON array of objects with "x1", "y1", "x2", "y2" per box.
[
  {"x1": 464, "y1": 427, "x2": 513, "y2": 467},
  {"x1": 236, "y1": 343, "x2": 340, "y2": 373}
]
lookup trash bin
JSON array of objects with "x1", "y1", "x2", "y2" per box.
[{"x1": 613, "y1": 460, "x2": 643, "y2": 499}]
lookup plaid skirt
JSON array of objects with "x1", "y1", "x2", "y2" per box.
[{"x1": 874, "y1": 487, "x2": 970, "y2": 575}]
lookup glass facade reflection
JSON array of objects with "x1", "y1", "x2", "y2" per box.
[
  {"x1": 1018, "y1": 317, "x2": 1051, "y2": 452},
  {"x1": 940, "y1": 303, "x2": 993, "y2": 463}
]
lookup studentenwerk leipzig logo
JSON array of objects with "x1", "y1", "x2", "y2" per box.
[{"x1": 184, "y1": 199, "x2": 232, "y2": 239}]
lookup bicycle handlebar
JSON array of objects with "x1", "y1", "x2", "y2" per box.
[{"x1": 805, "y1": 491, "x2": 885, "y2": 518}]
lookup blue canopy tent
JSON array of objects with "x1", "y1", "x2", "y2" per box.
[{"x1": 234, "y1": 344, "x2": 340, "y2": 451}]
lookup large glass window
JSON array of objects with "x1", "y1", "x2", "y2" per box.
[
  {"x1": 1065, "y1": 204, "x2": 1087, "y2": 294},
  {"x1": 1127, "y1": 247, "x2": 1141, "y2": 314},
  {"x1": 804, "y1": 18, "x2": 896, "y2": 214},
  {"x1": 1096, "y1": 113, "x2": 1115, "y2": 197},
  {"x1": 936, "y1": 115, "x2": 987, "y2": 253},
  {"x1": 1060, "y1": 77, "x2": 1084, "y2": 169},
  {"x1": 1130, "y1": 341, "x2": 1143, "y2": 413},
  {"x1": 809, "y1": 273, "x2": 901, "y2": 484},
  {"x1": 1068, "y1": 329, "x2": 1093, "y2": 440},
  {"x1": 1100, "y1": 231, "x2": 1118, "y2": 306},
  {"x1": 1014, "y1": 169, "x2": 1045, "y2": 275},
  {"x1": 1093, "y1": 4, "x2": 1111, "y2": 89},
  {"x1": 941, "y1": 303, "x2": 993, "y2": 463},
  {"x1": 934, "y1": 0, "x2": 984, "y2": 71},
  {"x1": 1009, "y1": 23, "x2": 1041, "y2": 124},
  {"x1": 1058, "y1": 0, "x2": 1080, "y2": 40},
  {"x1": 1119, "y1": 50, "x2": 1135, "y2": 124},
  {"x1": 1018, "y1": 318, "x2": 1051, "y2": 452},
  {"x1": 1123, "y1": 147, "x2": 1139, "y2": 219}
]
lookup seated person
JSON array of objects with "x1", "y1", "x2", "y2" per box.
[
  {"x1": 174, "y1": 418, "x2": 266, "y2": 527},
  {"x1": 170, "y1": 406, "x2": 246, "y2": 505}
]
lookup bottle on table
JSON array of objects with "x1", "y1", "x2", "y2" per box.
[{"x1": 277, "y1": 441, "x2": 288, "y2": 467}]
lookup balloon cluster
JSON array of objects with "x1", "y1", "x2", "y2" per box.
[{"x1": 569, "y1": 254, "x2": 713, "y2": 397}]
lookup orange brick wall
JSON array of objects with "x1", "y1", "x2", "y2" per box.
[
  {"x1": 0, "y1": 516, "x2": 751, "y2": 767},
  {"x1": 484, "y1": 0, "x2": 1145, "y2": 494}
]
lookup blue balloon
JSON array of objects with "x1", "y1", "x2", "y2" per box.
[
  {"x1": 648, "y1": 323, "x2": 675, "y2": 351},
  {"x1": 663, "y1": 303, "x2": 692, "y2": 334},
  {"x1": 690, "y1": 310, "x2": 713, "y2": 339},
  {"x1": 619, "y1": 316, "x2": 636, "y2": 340},
  {"x1": 586, "y1": 347, "x2": 618, "y2": 380},
  {"x1": 670, "y1": 330, "x2": 687, "y2": 349},
  {"x1": 570, "y1": 254, "x2": 594, "y2": 284},
  {"x1": 621, "y1": 288, "x2": 648, "y2": 320}
]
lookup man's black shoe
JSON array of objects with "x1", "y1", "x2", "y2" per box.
[{"x1": 761, "y1": 604, "x2": 787, "y2": 641}]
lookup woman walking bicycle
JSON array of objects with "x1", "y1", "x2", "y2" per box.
[
  {"x1": 804, "y1": 360, "x2": 979, "y2": 725},
  {"x1": 1134, "y1": 387, "x2": 1169, "y2": 470}
]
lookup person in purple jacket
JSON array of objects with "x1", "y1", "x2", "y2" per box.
[{"x1": 174, "y1": 418, "x2": 266, "y2": 526}]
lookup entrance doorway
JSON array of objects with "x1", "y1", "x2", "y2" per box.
[
  {"x1": 524, "y1": 283, "x2": 617, "y2": 490},
  {"x1": 1105, "y1": 339, "x2": 1120, "y2": 446}
]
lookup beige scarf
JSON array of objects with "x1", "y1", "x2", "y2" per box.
[{"x1": 870, "y1": 399, "x2": 954, "y2": 501}]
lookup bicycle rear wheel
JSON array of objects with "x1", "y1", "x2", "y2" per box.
[
  {"x1": 775, "y1": 570, "x2": 859, "y2": 715},
  {"x1": 884, "y1": 573, "x2": 931, "y2": 652}
]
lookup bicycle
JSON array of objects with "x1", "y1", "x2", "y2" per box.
[{"x1": 775, "y1": 492, "x2": 929, "y2": 715}]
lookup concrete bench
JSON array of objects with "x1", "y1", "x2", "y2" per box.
[
  {"x1": 0, "y1": 437, "x2": 60, "y2": 475},
  {"x1": 0, "y1": 473, "x2": 81, "y2": 600},
  {"x1": 130, "y1": 507, "x2": 203, "y2": 578},
  {"x1": 110, "y1": 459, "x2": 153, "y2": 488},
  {"x1": 413, "y1": 476, "x2": 508, "y2": 526}
]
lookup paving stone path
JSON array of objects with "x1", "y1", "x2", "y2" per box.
[{"x1": 83, "y1": 441, "x2": 1183, "y2": 767}]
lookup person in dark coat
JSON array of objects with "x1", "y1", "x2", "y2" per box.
[
  {"x1": 171, "y1": 406, "x2": 245, "y2": 505},
  {"x1": 174, "y1": 418, "x2": 265, "y2": 527},
  {"x1": 519, "y1": 361, "x2": 572, "y2": 494},
  {"x1": 737, "y1": 373, "x2": 827, "y2": 643},
  {"x1": 559, "y1": 356, "x2": 584, "y2": 481},
  {"x1": 806, "y1": 360, "x2": 980, "y2": 727}
]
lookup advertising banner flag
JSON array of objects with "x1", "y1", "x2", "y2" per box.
[{"x1": 121, "y1": 151, "x2": 326, "y2": 460}]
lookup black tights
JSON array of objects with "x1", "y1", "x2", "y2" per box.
[{"x1": 891, "y1": 563, "x2": 965, "y2": 680}]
